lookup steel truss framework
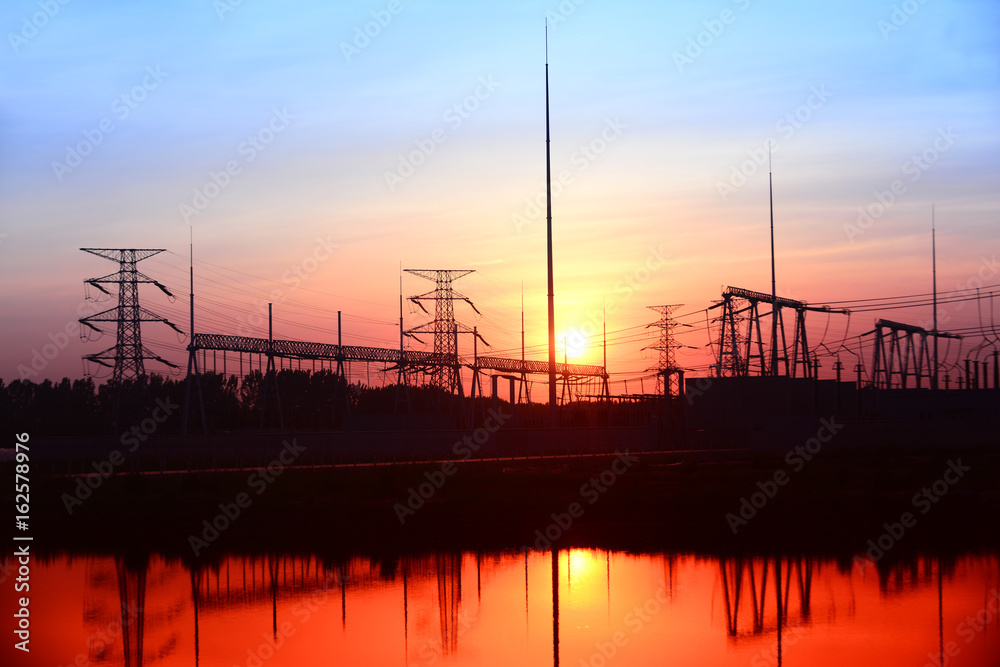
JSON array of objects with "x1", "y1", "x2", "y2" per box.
[
  {"x1": 867, "y1": 319, "x2": 960, "y2": 389},
  {"x1": 188, "y1": 333, "x2": 607, "y2": 381},
  {"x1": 645, "y1": 304, "x2": 682, "y2": 396},
  {"x1": 79, "y1": 248, "x2": 183, "y2": 426},
  {"x1": 710, "y1": 286, "x2": 849, "y2": 379},
  {"x1": 404, "y1": 269, "x2": 483, "y2": 394},
  {"x1": 183, "y1": 332, "x2": 609, "y2": 425},
  {"x1": 473, "y1": 355, "x2": 606, "y2": 379},
  {"x1": 79, "y1": 248, "x2": 182, "y2": 383},
  {"x1": 473, "y1": 355, "x2": 610, "y2": 405}
]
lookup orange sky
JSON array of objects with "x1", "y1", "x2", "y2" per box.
[{"x1": 2, "y1": 1, "x2": 998, "y2": 390}]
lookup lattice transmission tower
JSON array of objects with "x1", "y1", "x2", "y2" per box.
[
  {"x1": 404, "y1": 269, "x2": 486, "y2": 394},
  {"x1": 645, "y1": 304, "x2": 684, "y2": 396},
  {"x1": 79, "y1": 248, "x2": 182, "y2": 386},
  {"x1": 712, "y1": 295, "x2": 747, "y2": 377}
]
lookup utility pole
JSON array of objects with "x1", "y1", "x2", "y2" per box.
[{"x1": 544, "y1": 22, "x2": 558, "y2": 427}]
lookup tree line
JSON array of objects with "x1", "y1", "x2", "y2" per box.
[{"x1": 0, "y1": 369, "x2": 461, "y2": 436}]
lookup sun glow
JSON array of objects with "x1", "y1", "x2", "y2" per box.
[
  {"x1": 560, "y1": 332, "x2": 587, "y2": 360},
  {"x1": 567, "y1": 548, "x2": 597, "y2": 584}
]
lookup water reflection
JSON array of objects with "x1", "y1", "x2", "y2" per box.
[
  {"x1": 75, "y1": 553, "x2": 185, "y2": 667},
  {"x1": 6, "y1": 549, "x2": 999, "y2": 666}
]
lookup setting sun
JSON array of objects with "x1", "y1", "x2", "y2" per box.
[
  {"x1": 3, "y1": 2, "x2": 1000, "y2": 666},
  {"x1": 560, "y1": 332, "x2": 587, "y2": 359},
  {"x1": 567, "y1": 548, "x2": 597, "y2": 583}
]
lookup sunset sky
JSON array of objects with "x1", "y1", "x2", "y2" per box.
[{"x1": 1, "y1": 0, "x2": 998, "y2": 390}]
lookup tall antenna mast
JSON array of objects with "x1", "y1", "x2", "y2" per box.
[
  {"x1": 545, "y1": 20, "x2": 558, "y2": 426},
  {"x1": 399, "y1": 267, "x2": 404, "y2": 351},
  {"x1": 603, "y1": 298, "x2": 608, "y2": 399},
  {"x1": 603, "y1": 297, "x2": 607, "y2": 372},
  {"x1": 932, "y1": 205, "x2": 938, "y2": 389},
  {"x1": 768, "y1": 143, "x2": 778, "y2": 376},
  {"x1": 189, "y1": 226, "x2": 194, "y2": 343},
  {"x1": 182, "y1": 231, "x2": 207, "y2": 434}
]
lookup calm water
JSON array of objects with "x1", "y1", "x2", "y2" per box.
[{"x1": 4, "y1": 549, "x2": 999, "y2": 666}]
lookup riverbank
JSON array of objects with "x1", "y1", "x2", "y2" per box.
[{"x1": 8, "y1": 444, "x2": 999, "y2": 564}]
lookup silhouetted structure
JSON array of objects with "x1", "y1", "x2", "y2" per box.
[
  {"x1": 646, "y1": 304, "x2": 684, "y2": 396},
  {"x1": 711, "y1": 286, "x2": 848, "y2": 378},
  {"x1": 78, "y1": 248, "x2": 182, "y2": 422},
  {"x1": 866, "y1": 319, "x2": 960, "y2": 389},
  {"x1": 180, "y1": 331, "x2": 609, "y2": 430},
  {"x1": 544, "y1": 26, "x2": 558, "y2": 428},
  {"x1": 405, "y1": 269, "x2": 485, "y2": 394}
]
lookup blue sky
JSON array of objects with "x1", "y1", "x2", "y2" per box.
[{"x1": 1, "y1": 0, "x2": 998, "y2": 387}]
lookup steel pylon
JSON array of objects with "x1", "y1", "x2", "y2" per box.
[
  {"x1": 404, "y1": 269, "x2": 486, "y2": 395},
  {"x1": 79, "y1": 249, "x2": 182, "y2": 419},
  {"x1": 645, "y1": 304, "x2": 683, "y2": 396}
]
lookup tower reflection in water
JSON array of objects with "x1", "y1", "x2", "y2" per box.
[{"x1": 34, "y1": 549, "x2": 998, "y2": 667}]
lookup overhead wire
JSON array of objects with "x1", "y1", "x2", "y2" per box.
[{"x1": 77, "y1": 249, "x2": 1000, "y2": 388}]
